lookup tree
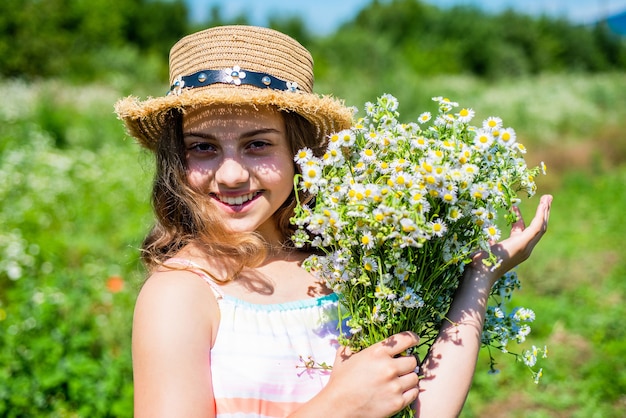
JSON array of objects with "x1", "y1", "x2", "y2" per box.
[{"x1": 0, "y1": 0, "x2": 189, "y2": 80}]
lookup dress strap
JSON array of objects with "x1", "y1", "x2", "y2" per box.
[{"x1": 162, "y1": 257, "x2": 224, "y2": 298}]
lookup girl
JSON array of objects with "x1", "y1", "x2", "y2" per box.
[{"x1": 115, "y1": 25, "x2": 552, "y2": 418}]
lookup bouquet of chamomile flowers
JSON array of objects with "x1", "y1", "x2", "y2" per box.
[{"x1": 291, "y1": 95, "x2": 548, "y2": 393}]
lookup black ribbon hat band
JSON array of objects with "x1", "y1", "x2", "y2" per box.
[{"x1": 168, "y1": 65, "x2": 300, "y2": 96}]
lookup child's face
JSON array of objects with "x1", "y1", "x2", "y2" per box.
[{"x1": 183, "y1": 105, "x2": 294, "y2": 243}]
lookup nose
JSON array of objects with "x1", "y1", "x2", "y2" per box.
[{"x1": 214, "y1": 157, "x2": 249, "y2": 187}]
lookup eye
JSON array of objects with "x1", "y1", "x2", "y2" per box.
[
  {"x1": 247, "y1": 140, "x2": 271, "y2": 151},
  {"x1": 187, "y1": 142, "x2": 216, "y2": 153}
]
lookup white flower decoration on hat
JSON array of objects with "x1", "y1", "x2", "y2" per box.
[
  {"x1": 286, "y1": 81, "x2": 299, "y2": 92},
  {"x1": 224, "y1": 65, "x2": 246, "y2": 85},
  {"x1": 169, "y1": 75, "x2": 185, "y2": 96}
]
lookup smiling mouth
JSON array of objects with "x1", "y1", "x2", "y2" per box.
[{"x1": 213, "y1": 191, "x2": 261, "y2": 206}]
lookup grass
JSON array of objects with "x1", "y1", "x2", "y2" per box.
[
  {"x1": 463, "y1": 166, "x2": 626, "y2": 417},
  {"x1": 1, "y1": 73, "x2": 625, "y2": 416}
]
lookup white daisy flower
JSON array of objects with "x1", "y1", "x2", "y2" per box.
[
  {"x1": 514, "y1": 307, "x2": 536, "y2": 322},
  {"x1": 302, "y1": 160, "x2": 321, "y2": 180},
  {"x1": 470, "y1": 183, "x2": 490, "y2": 200},
  {"x1": 360, "y1": 231, "x2": 376, "y2": 250},
  {"x1": 337, "y1": 129, "x2": 356, "y2": 147},
  {"x1": 473, "y1": 129, "x2": 494, "y2": 149},
  {"x1": 360, "y1": 148, "x2": 377, "y2": 162},
  {"x1": 483, "y1": 116, "x2": 503, "y2": 131},
  {"x1": 379, "y1": 93, "x2": 399, "y2": 111},
  {"x1": 294, "y1": 147, "x2": 313, "y2": 164},
  {"x1": 362, "y1": 256, "x2": 378, "y2": 272},
  {"x1": 322, "y1": 147, "x2": 344, "y2": 166},
  {"x1": 400, "y1": 218, "x2": 418, "y2": 233},
  {"x1": 410, "y1": 135, "x2": 429, "y2": 149},
  {"x1": 417, "y1": 112, "x2": 432, "y2": 124},
  {"x1": 446, "y1": 206, "x2": 463, "y2": 222},
  {"x1": 434, "y1": 114, "x2": 455, "y2": 128},
  {"x1": 429, "y1": 219, "x2": 447, "y2": 237},
  {"x1": 364, "y1": 101, "x2": 376, "y2": 116},
  {"x1": 327, "y1": 132, "x2": 342, "y2": 147},
  {"x1": 483, "y1": 224, "x2": 501, "y2": 241},
  {"x1": 441, "y1": 190, "x2": 458, "y2": 205},
  {"x1": 457, "y1": 108, "x2": 475, "y2": 123},
  {"x1": 498, "y1": 127, "x2": 517, "y2": 146}
]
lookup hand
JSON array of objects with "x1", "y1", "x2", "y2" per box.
[
  {"x1": 324, "y1": 332, "x2": 420, "y2": 418},
  {"x1": 471, "y1": 194, "x2": 553, "y2": 283}
]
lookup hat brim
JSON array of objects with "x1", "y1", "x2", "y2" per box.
[{"x1": 115, "y1": 87, "x2": 354, "y2": 151}]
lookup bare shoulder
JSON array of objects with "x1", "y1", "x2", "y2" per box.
[
  {"x1": 132, "y1": 269, "x2": 218, "y2": 416},
  {"x1": 133, "y1": 268, "x2": 219, "y2": 344},
  {"x1": 137, "y1": 267, "x2": 216, "y2": 304}
]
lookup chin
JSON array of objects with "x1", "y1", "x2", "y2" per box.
[{"x1": 223, "y1": 221, "x2": 260, "y2": 235}]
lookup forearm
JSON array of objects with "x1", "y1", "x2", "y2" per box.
[
  {"x1": 288, "y1": 388, "x2": 352, "y2": 418},
  {"x1": 415, "y1": 267, "x2": 493, "y2": 417},
  {"x1": 415, "y1": 195, "x2": 552, "y2": 417}
]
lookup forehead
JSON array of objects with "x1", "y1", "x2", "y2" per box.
[{"x1": 182, "y1": 104, "x2": 284, "y2": 132}]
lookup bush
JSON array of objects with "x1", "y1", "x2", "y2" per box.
[
  {"x1": 0, "y1": 268, "x2": 134, "y2": 417},
  {"x1": 0, "y1": 81, "x2": 151, "y2": 416}
]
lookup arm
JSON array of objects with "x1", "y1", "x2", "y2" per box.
[
  {"x1": 135, "y1": 270, "x2": 419, "y2": 418},
  {"x1": 416, "y1": 194, "x2": 553, "y2": 417},
  {"x1": 132, "y1": 270, "x2": 219, "y2": 418}
]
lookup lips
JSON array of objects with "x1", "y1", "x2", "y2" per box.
[{"x1": 213, "y1": 191, "x2": 260, "y2": 206}]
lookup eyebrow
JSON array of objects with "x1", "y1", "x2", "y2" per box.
[{"x1": 183, "y1": 128, "x2": 282, "y2": 140}]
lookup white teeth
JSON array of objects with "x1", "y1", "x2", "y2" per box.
[{"x1": 217, "y1": 192, "x2": 257, "y2": 205}]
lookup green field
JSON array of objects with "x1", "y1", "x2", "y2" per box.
[{"x1": 1, "y1": 73, "x2": 625, "y2": 416}]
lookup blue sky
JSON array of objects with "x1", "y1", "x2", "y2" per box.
[{"x1": 187, "y1": 0, "x2": 626, "y2": 34}]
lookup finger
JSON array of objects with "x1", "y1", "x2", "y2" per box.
[
  {"x1": 394, "y1": 354, "x2": 419, "y2": 376},
  {"x1": 540, "y1": 194, "x2": 553, "y2": 223},
  {"x1": 335, "y1": 344, "x2": 354, "y2": 362},
  {"x1": 509, "y1": 205, "x2": 525, "y2": 234},
  {"x1": 381, "y1": 331, "x2": 420, "y2": 357},
  {"x1": 397, "y1": 369, "x2": 420, "y2": 398},
  {"x1": 511, "y1": 194, "x2": 552, "y2": 237},
  {"x1": 494, "y1": 195, "x2": 552, "y2": 267},
  {"x1": 524, "y1": 194, "x2": 553, "y2": 239},
  {"x1": 400, "y1": 385, "x2": 419, "y2": 411},
  {"x1": 398, "y1": 366, "x2": 420, "y2": 383}
]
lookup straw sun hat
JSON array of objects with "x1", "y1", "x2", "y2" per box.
[{"x1": 115, "y1": 25, "x2": 354, "y2": 151}]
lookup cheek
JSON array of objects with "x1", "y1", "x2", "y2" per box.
[
  {"x1": 255, "y1": 158, "x2": 295, "y2": 186},
  {"x1": 186, "y1": 167, "x2": 212, "y2": 189}
]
